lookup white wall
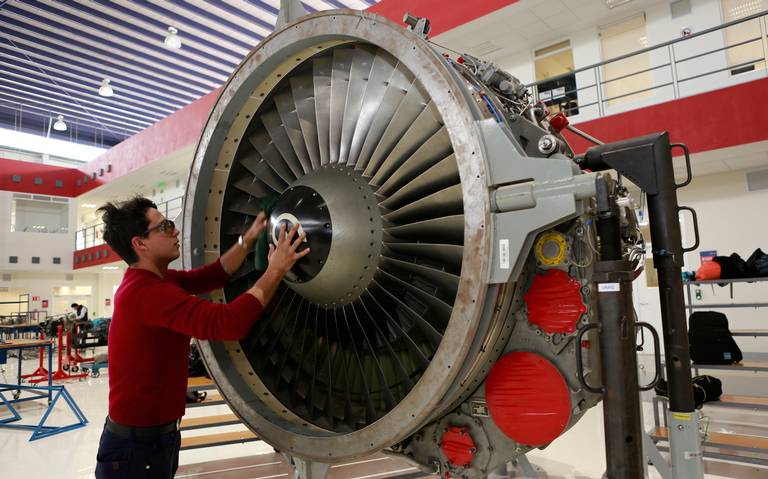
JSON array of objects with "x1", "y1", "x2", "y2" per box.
[
  {"x1": 0, "y1": 270, "x2": 123, "y2": 318},
  {"x1": 0, "y1": 191, "x2": 77, "y2": 271},
  {"x1": 496, "y1": 0, "x2": 766, "y2": 123},
  {"x1": 634, "y1": 167, "x2": 768, "y2": 356}
]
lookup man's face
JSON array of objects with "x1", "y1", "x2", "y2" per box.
[{"x1": 138, "y1": 208, "x2": 180, "y2": 263}]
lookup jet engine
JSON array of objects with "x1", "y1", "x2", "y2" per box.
[{"x1": 184, "y1": 9, "x2": 642, "y2": 478}]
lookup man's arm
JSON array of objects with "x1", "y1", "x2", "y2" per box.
[
  {"x1": 168, "y1": 213, "x2": 267, "y2": 294},
  {"x1": 143, "y1": 223, "x2": 309, "y2": 341},
  {"x1": 220, "y1": 212, "x2": 267, "y2": 276}
]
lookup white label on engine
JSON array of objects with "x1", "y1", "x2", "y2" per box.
[
  {"x1": 499, "y1": 239, "x2": 510, "y2": 269},
  {"x1": 598, "y1": 283, "x2": 621, "y2": 292}
]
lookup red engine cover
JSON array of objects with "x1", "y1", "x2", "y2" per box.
[
  {"x1": 524, "y1": 269, "x2": 586, "y2": 334},
  {"x1": 485, "y1": 352, "x2": 571, "y2": 446},
  {"x1": 440, "y1": 425, "x2": 476, "y2": 468}
]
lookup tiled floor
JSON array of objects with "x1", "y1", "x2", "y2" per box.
[{"x1": 1, "y1": 349, "x2": 766, "y2": 478}]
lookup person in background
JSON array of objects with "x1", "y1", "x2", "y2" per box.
[
  {"x1": 71, "y1": 302, "x2": 88, "y2": 321},
  {"x1": 94, "y1": 196, "x2": 309, "y2": 479}
]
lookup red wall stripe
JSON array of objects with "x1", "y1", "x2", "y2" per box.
[
  {"x1": 565, "y1": 77, "x2": 768, "y2": 155},
  {"x1": 73, "y1": 88, "x2": 222, "y2": 195},
  {"x1": 72, "y1": 244, "x2": 120, "y2": 270},
  {"x1": 0, "y1": 158, "x2": 81, "y2": 197},
  {"x1": 368, "y1": 0, "x2": 520, "y2": 37}
]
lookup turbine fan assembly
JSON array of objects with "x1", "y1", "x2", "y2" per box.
[{"x1": 184, "y1": 9, "x2": 634, "y2": 478}]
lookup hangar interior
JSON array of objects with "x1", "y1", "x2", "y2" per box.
[{"x1": 1, "y1": 1, "x2": 768, "y2": 478}]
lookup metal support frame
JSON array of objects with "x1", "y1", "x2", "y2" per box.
[
  {"x1": 0, "y1": 340, "x2": 53, "y2": 404},
  {"x1": 0, "y1": 384, "x2": 87, "y2": 440},
  {"x1": 592, "y1": 259, "x2": 645, "y2": 478},
  {"x1": 292, "y1": 457, "x2": 330, "y2": 479},
  {"x1": 576, "y1": 131, "x2": 704, "y2": 479},
  {"x1": 276, "y1": 0, "x2": 307, "y2": 29}
]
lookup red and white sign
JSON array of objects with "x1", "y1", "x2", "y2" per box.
[
  {"x1": 32, "y1": 295, "x2": 40, "y2": 301},
  {"x1": 41, "y1": 300, "x2": 48, "y2": 308}
]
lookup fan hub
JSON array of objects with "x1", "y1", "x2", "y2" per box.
[
  {"x1": 268, "y1": 185, "x2": 331, "y2": 283},
  {"x1": 276, "y1": 164, "x2": 383, "y2": 307}
]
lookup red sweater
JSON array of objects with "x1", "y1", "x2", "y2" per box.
[{"x1": 108, "y1": 259, "x2": 263, "y2": 426}]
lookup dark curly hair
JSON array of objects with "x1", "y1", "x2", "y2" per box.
[{"x1": 97, "y1": 196, "x2": 158, "y2": 264}]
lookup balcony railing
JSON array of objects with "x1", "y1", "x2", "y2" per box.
[
  {"x1": 75, "y1": 196, "x2": 184, "y2": 250},
  {"x1": 527, "y1": 10, "x2": 768, "y2": 122}
]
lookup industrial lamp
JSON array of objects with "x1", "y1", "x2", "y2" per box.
[
  {"x1": 98, "y1": 78, "x2": 114, "y2": 97},
  {"x1": 53, "y1": 115, "x2": 67, "y2": 132},
  {"x1": 164, "y1": 27, "x2": 182, "y2": 49}
]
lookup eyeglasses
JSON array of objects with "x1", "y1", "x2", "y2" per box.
[{"x1": 142, "y1": 219, "x2": 175, "y2": 236}]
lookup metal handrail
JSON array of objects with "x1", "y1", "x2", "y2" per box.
[
  {"x1": 528, "y1": 10, "x2": 768, "y2": 87},
  {"x1": 75, "y1": 196, "x2": 184, "y2": 250},
  {"x1": 527, "y1": 10, "x2": 768, "y2": 119}
]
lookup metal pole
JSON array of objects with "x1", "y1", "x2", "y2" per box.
[
  {"x1": 595, "y1": 67, "x2": 605, "y2": 117},
  {"x1": 642, "y1": 138, "x2": 704, "y2": 479},
  {"x1": 760, "y1": 15, "x2": 768, "y2": 75},
  {"x1": 576, "y1": 132, "x2": 704, "y2": 479},
  {"x1": 595, "y1": 260, "x2": 644, "y2": 478},
  {"x1": 668, "y1": 45, "x2": 680, "y2": 99},
  {"x1": 593, "y1": 181, "x2": 644, "y2": 478}
]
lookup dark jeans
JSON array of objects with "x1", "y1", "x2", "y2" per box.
[{"x1": 95, "y1": 420, "x2": 181, "y2": 478}]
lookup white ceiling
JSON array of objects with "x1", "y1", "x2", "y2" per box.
[
  {"x1": 680, "y1": 140, "x2": 768, "y2": 177},
  {"x1": 69, "y1": 0, "x2": 768, "y2": 219}
]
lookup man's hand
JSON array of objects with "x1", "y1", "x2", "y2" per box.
[
  {"x1": 242, "y1": 212, "x2": 267, "y2": 248},
  {"x1": 268, "y1": 223, "x2": 311, "y2": 275},
  {"x1": 248, "y1": 223, "x2": 310, "y2": 306}
]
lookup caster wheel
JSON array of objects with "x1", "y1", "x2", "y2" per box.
[
  {"x1": 91, "y1": 371, "x2": 100, "y2": 378},
  {"x1": 62, "y1": 364, "x2": 69, "y2": 372},
  {"x1": 71, "y1": 366, "x2": 79, "y2": 373},
  {"x1": 12, "y1": 390, "x2": 21, "y2": 400}
]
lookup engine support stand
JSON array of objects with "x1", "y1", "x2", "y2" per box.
[{"x1": 577, "y1": 132, "x2": 704, "y2": 479}]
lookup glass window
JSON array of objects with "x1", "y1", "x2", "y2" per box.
[
  {"x1": 721, "y1": 0, "x2": 767, "y2": 75},
  {"x1": 534, "y1": 40, "x2": 579, "y2": 116},
  {"x1": 599, "y1": 14, "x2": 654, "y2": 106},
  {"x1": 11, "y1": 198, "x2": 69, "y2": 234}
]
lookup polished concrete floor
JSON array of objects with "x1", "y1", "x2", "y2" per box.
[{"x1": 1, "y1": 348, "x2": 766, "y2": 478}]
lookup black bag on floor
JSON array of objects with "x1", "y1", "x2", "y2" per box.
[
  {"x1": 688, "y1": 311, "x2": 742, "y2": 364},
  {"x1": 654, "y1": 375, "x2": 723, "y2": 409}
]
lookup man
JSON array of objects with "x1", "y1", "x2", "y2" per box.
[
  {"x1": 94, "y1": 196, "x2": 309, "y2": 478},
  {"x1": 71, "y1": 302, "x2": 88, "y2": 321}
]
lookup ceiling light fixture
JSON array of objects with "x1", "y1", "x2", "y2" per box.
[
  {"x1": 605, "y1": 0, "x2": 633, "y2": 8},
  {"x1": 164, "y1": 26, "x2": 182, "y2": 49},
  {"x1": 98, "y1": 78, "x2": 114, "y2": 97},
  {"x1": 82, "y1": 203, "x2": 98, "y2": 208},
  {"x1": 102, "y1": 266, "x2": 120, "y2": 270},
  {"x1": 53, "y1": 115, "x2": 67, "y2": 132}
]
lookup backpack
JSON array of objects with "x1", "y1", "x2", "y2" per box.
[
  {"x1": 746, "y1": 248, "x2": 768, "y2": 277},
  {"x1": 688, "y1": 311, "x2": 743, "y2": 365},
  {"x1": 713, "y1": 253, "x2": 750, "y2": 279},
  {"x1": 654, "y1": 375, "x2": 723, "y2": 409}
]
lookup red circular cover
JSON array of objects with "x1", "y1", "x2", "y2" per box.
[
  {"x1": 524, "y1": 269, "x2": 586, "y2": 334},
  {"x1": 485, "y1": 352, "x2": 571, "y2": 446},
  {"x1": 440, "y1": 425, "x2": 476, "y2": 467}
]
